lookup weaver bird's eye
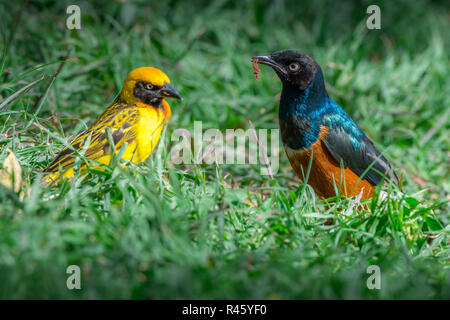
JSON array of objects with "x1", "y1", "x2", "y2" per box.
[
  {"x1": 288, "y1": 62, "x2": 300, "y2": 72},
  {"x1": 144, "y1": 83, "x2": 154, "y2": 90}
]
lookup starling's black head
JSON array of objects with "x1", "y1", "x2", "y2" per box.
[{"x1": 253, "y1": 50, "x2": 319, "y2": 91}]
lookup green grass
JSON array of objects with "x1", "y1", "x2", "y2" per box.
[{"x1": 0, "y1": 0, "x2": 448, "y2": 299}]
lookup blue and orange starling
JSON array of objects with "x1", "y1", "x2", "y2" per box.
[{"x1": 253, "y1": 50, "x2": 398, "y2": 200}]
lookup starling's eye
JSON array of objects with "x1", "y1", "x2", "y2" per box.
[
  {"x1": 144, "y1": 83, "x2": 154, "y2": 90},
  {"x1": 288, "y1": 62, "x2": 300, "y2": 72}
]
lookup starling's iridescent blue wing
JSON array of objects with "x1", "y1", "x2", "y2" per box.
[{"x1": 322, "y1": 111, "x2": 398, "y2": 186}]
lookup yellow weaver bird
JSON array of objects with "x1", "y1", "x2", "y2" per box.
[{"x1": 43, "y1": 67, "x2": 182, "y2": 185}]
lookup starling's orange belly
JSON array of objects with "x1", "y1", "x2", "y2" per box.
[{"x1": 284, "y1": 134, "x2": 375, "y2": 200}]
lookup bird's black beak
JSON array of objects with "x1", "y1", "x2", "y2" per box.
[
  {"x1": 160, "y1": 82, "x2": 183, "y2": 100},
  {"x1": 253, "y1": 55, "x2": 288, "y2": 75}
]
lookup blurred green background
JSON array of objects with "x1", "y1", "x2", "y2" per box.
[{"x1": 0, "y1": 0, "x2": 448, "y2": 299}]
